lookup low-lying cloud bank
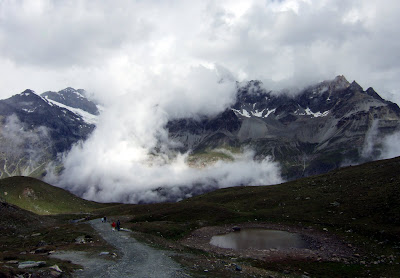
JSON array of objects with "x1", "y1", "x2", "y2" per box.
[
  {"x1": 46, "y1": 67, "x2": 283, "y2": 203},
  {"x1": 0, "y1": 114, "x2": 50, "y2": 176},
  {"x1": 379, "y1": 131, "x2": 400, "y2": 160},
  {"x1": 360, "y1": 120, "x2": 400, "y2": 162},
  {"x1": 56, "y1": 148, "x2": 281, "y2": 203}
]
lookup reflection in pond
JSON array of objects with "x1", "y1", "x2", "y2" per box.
[{"x1": 210, "y1": 229, "x2": 307, "y2": 250}]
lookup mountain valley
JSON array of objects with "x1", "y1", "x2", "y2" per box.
[
  {"x1": 1, "y1": 75, "x2": 399, "y2": 197},
  {"x1": 0, "y1": 156, "x2": 399, "y2": 277}
]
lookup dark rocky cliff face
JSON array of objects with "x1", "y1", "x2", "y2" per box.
[
  {"x1": 167, "y1": 76, "x2": 400, "y2": 179},
  {"x1": 0, "y1": 89, "x2": 98, "y2": 178}
]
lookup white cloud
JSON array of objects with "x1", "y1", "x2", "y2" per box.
[
  {"x1": 0, "y1": 114, "x2": 51, "y2": 176},
  {"x1": 47, "y1": 65, "x2": 284, "y2": 203},
  {"x1": 57, "y1": 145, "x2": 282, "y2": 203},
  {"x1": 0, "y1": 0, "x2": 399, "y2": 102},
  {"x1": 1, "y1": 0, "x2": 400, "y2": 202},
  {"x1": 380, "y1": 131, "x2": 400, "y2": 160}
]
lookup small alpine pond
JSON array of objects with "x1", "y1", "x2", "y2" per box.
[{"x1": 210, "y1": 229, "x2": 307, "y2": 250}]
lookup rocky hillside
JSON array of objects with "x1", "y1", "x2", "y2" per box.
[
  {"x1": 167, "y1": 76, "x2": 400, "y2": 179},
  {"x1": 0, "y1": 88, "x2": 99, "y2": 178}
]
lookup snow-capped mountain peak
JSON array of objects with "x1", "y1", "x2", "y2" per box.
[{"x1": 42, "y1": 88, "x2": 99, "y2": 116}]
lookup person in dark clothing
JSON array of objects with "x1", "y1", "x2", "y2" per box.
[{"x1": 116, "y1": 220, "x2": 121, "y2": 231}]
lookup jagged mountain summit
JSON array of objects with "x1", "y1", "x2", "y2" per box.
[
  {"x1": 167, "y1": 76, "x2": 400, "y2": 179},
  {"x1": 0, "y1": 76, "x2": 399, "y2": 184},
  {"x1": 0, "y1": 88, "x2": 99, "y2": 178},
  {"x1": 42, "y1": 87, "x2": 100, "y2": 117}
]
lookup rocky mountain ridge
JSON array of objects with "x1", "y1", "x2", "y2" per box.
[
  {"x1": 0, "y1": 76, "x2": 399, "y2": 182},
  {"x1": 167, "y1": 76, "x2": 400, "y2": 179},
  {"x1": 0, "y1": 88, "x2": 99, "y2": 178}
]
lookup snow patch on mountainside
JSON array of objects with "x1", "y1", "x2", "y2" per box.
[
  {"x1": 295, "y1": 107, "x2": 329, "y2": 117},
  {"x1": 22, "y1": 108, "x2": 36, "y2": 113},
  {"x1": 232, "y1": 108, "x2": 251, "y2": 118},
  {"x1": 44, "y1": 98, "x2": 99, "y2": 124},
  {"x1": 264, "y1": 108, "x2": 276, "y2": 118},
  {"x1": 232, "y1": 107, "x2": 277, "y2": 118},
  {"x1": 251, "y1": 109, "x2": 265, "y2": 117}
]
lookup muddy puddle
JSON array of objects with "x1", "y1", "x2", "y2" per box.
[{"x1": 210, "y1": 229, "x2": 307, "y2": 250}]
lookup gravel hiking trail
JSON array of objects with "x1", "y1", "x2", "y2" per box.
[{"x1": 51, "y1": 219, "x2": 190, "y2": 278}]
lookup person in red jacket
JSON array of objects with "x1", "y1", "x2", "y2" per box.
[{"x1": 111, "y1": 221, "x2": 116, "y2": 231}]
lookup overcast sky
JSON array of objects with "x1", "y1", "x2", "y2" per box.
[
  {"x1": 1, "y1": 0, "x2": 400, "y2": 104},
  {"x1": 2, "y1": 0, "x2": 400, "y2": 202}
]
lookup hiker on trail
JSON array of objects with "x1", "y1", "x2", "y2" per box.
[
  {"x1": 104, "y1": 216, "x2": 107, "y2": 222},
  {"x1": 111, "y1": 221, "x2": 116, "y2": 231},
  {"x1": 116, "y1": 220, "x2": 121, "y2": 231}
]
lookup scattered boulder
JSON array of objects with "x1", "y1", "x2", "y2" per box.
[
  {"x1": 330, "y1": 201, "x2": 340, "y2": 207},
  {"x1": 75, "y1": 236, "x2": 86, "y2": 244},
  {"x1": 22, "y1": 187, "x2": 37, "y2": 199},
  {"x1": 35, "y1": 247, "x2": 51, "y2": 254},
  {"x1": 50, "y1": 270, "x2": 62, "y2": 277},
  {"x1": 18, "y1": 261, "x2": 46, "y2": 269},
  {"x1": 49, "y1": 264, "x2": 63, "y2": 273}
]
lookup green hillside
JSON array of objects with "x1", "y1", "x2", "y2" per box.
[
  {"x1": 0, "y1": 201, "x2": 55, "y2": 236},
  {"x1": 0, "y1": 176, "x2": 113, "y2": 215},
  {"x1": 96, "y1": 156, "x2": 400, "y2": 242},
  {"x1": 1, "y1": 157, "x2": 399, "y2": 277},
  {"x1": 94, "y1": 156, "x2": 400, "y2": 277}
]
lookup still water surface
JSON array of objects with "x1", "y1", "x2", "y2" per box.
[{"x1": 210, "y1": 229, "x2": 307, "y2": 250}]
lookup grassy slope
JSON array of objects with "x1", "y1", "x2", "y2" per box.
[
  {"x1": 189, "y1": 156, "x2": 400, "y2": 237},
  {"x1": 2, "y1": 156, "x2": 398, "y2": 238},
  {"x1": 0, "y1": 201, "x2": 55, "y2": 236},
  {"x1": 0, "y1": 176, "x2": 114, "y2": 215},
  {"x1": 1, "y1": 157, "x2": 399, "y2": 277},
  {"x1": 95, "y1": 156, "x2": 400, "y2": 277},
  {"x1": 98, "y1": 157, "x2": 400, "y2": 241}
]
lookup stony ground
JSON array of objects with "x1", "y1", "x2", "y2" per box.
[{"x1": 51, "y1": 219, "x2": 190, "y2": 278}]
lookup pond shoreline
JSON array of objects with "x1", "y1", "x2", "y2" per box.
[
  {"x1": 210, "y1": 228, "x2": 308, "y2": 250},
  {"x1": 181, "y1": 222, "x2": 357, "y2": 263}
]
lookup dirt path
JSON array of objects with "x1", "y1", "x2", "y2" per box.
[{"x1": 51, "y1": 219, "x2": 190, "y2": 278}]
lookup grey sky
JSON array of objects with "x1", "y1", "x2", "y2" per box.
[
  {"x1": 0, "y1": 0, "x2": 399, "y2": 104},
  {"x1": 2, "y1": 0, "x2": 400, "y2": 202}
]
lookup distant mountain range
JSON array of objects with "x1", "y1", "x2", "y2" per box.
[
  {"x1": 0, "y1": 88, "x2": 99, "y2": 178},
  {"x1": 167, "y1": 75, "x2": 400, "y2": 179},
  {"x1": 0, "y1": 75, "x2": 399, "y2": 182}
]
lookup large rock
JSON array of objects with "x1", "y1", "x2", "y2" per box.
[{"x1": 18, "y1": 261, "x2": 46, "y2": 269}]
